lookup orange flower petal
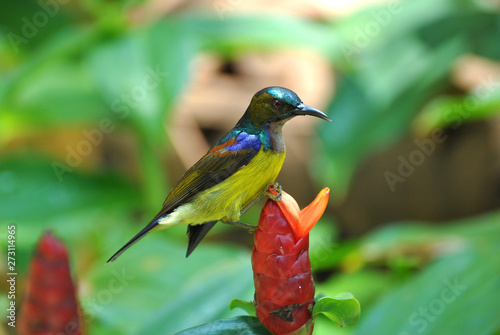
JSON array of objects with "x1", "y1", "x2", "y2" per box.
[
  {"x1": 275, "y1": 191, "x2": 300, "y2": 237},
  {"x1": 268, "y1": 185, "x2": 330, "y2": 239},
  {"x1": 278, "y1": 191, "x2": 301, "y2": 221},
  {"x1": 296, "y1": 188, "x2": 330, "y2": 238}
]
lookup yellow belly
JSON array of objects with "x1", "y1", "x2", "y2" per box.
[{"x1": 159, "y1": 149, "x2": 285, "y2": 227}]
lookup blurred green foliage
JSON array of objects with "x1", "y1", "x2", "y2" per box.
[{"x1": 1, "y1": 0, "x2": 500, "y2": 334}]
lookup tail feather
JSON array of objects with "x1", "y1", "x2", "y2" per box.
[
  {"x1": 186, "y1": 221, "x2": 217, "y2": 257},
  {"x1": 107, "y1": 220, "x2": 159, "y2": 263}
]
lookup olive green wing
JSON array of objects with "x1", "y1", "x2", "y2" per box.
[{"x1": 151, "y1": 134, "x2": 260, "y2": 222}]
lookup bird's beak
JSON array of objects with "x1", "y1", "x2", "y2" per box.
[{"x1": 294, "y1": 103, "x2": 331, "y2": 121}]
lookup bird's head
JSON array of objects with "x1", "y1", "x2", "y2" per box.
[{"x1": 239, "y1": 86, "x2": 331, "y2": 129}]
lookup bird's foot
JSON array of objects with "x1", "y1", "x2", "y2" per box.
[
  {"x1": 266, "y1": 182, "x2": 282, "y2": 202},
  {"x1": 223, "y1": 221, "x2": 257, "y2": 231}
]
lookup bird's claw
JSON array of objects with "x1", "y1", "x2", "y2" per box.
[
  {"x1": 266, "y1": 182, "x2": 282, "y2": 202},
  {"x1": 223, "y1": 221, "x2": 257, "y2": 231}
]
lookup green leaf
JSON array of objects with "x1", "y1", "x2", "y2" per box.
[
  {"x1": 355, "y1": 245, "x2": 500, "y2": 335},
  {"x1": 313, "y1": 294, "x2": 361, "y2": 327},
  {"x1": 0, "y1": 0, "x2": 73, "y2": 52},
  {"x1": 315, "y1": 0, "x2": 500, "y2": 196},
  {"x1": 0, "y1": 28, "x2": 110, "y2": 142},
  {"x1": 317, "y1": 36, "x2": 464, "y2": 196},
  {"x1": 355, "y1": 213, "x2": 500, "y2": 335},
  {"x1": 413, "y1": 87, "x2": 500, "y2": 135},
  {"x1": 127, "y1": 247, "x2": 254, "y2": 334},
  {"x1": 87, "y1": 19, "x2": 199, "y2": 209},
  {"x1": 175, "y1": 316, "x2": 270, "y2": 335},
  {"x1": 308, "y1": 219, "x2": 340, "y2": 271},
  {"x1": 85, "y1": 238, "x2": 256, "y2": 335},
  {"x1": 0, "y1": 26, "x2": 104, "y2": 108},
  {"x1": 185, "y1": 15, "x2": 336, "y2": 58},
  {"x1": 316, "y1": 270, "x2": 395, "y2": 314},
  {"x1": 361, "y1": 211, "x2": 500, "y2": 252},
  {"x1": 0, "y1": 155, "x2": 138, "y2": 225},
  {"x1": 1, "y1": 60, "x2": 109, "y2": 136},
  {"x1": 87, "y1": 19, "x2": 198, "y2": 144},
  {"x1": 0, "y1": 154, "x2": 140, "y2": 276},
  {"x1": 229, "y1": 299, "x2": 256, "y2": 317}
]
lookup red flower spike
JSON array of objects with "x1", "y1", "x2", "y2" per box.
[
  {"x1": 18, "y1": 231, "x2": 83, "y2": 335},
  {"x1": 253, "y1": 188, "x2": 330, "y2": 335}
]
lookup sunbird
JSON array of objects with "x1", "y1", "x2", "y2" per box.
[{"x1": 108, "y1": 86, "x2": 330, "y2": 262}]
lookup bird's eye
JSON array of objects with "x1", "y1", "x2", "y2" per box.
[{"x1": 273, "y1": 99, "x2": 282, "y2": 110}]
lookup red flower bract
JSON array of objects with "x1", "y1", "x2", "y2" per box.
[
  {"x1": 252, "y1": 188, "x2": 329, "y2": 335},
  {"x1": 18, "y1": 231, "x2": 82, "y2": 335}
]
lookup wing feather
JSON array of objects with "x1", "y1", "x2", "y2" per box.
[
  {"x1": 150, "y1": 131, "x2": 261, "y2": 222},
  {"x1": 108, "y1": 130, "x2": 261, "y2": 262}
]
